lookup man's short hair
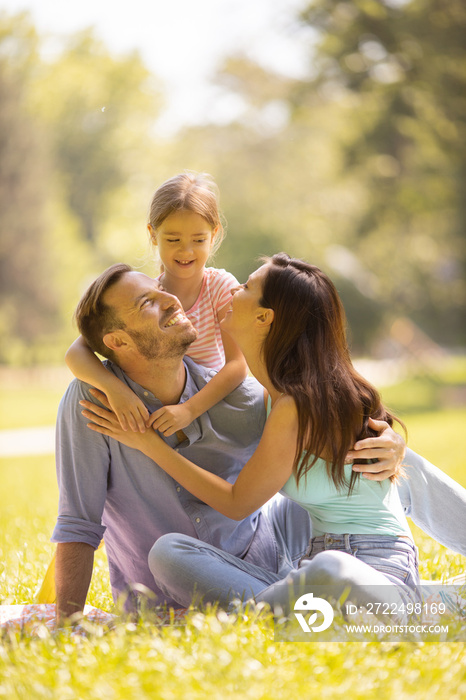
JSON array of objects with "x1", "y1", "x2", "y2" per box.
[{"x1": 74, "y1": 263, "x2": 132, "y2": 362}]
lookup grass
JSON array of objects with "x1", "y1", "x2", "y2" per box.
[
  {"x1": 0, "y1": 388, "x2": 67, "y2": 431},
  {"x1": 0, "y1": 372, "x2": 465, "y2": 698}
]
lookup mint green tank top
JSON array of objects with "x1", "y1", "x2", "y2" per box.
[{"x1": 267, "y1": 399, "x2": 412, "y2": 539}]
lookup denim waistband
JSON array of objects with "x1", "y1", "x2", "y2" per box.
[
  {"x1": 309, "y1": 533, "x2": 414, "y2": 551},
  {"x1": 303, "y1": 532, "x2": 419, "y2": 594}
]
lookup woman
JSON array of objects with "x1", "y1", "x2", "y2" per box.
[{"x1": 83, "y1": 253, "x2": 419, "y2": 614}]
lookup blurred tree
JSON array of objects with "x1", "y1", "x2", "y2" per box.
[
  {"x1": 295, "y1": 0, "x2": 466, "y2": 344},
  {"x1": 168, "y1": 54, "x2": 383, "y2": 350},
  {"x1": 0, "y1": 14, "x2": 166, "y2": 364},
  {"x1": 32, "y1": 29, "x2": 164, "y2": 252},
  {"x1": 0, "y1": 14, "x2": 59, "y2": 363}
]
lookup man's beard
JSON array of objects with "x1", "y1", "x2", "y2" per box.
[{"x1": 127, "y1": 325, "x2": 198, "y2": 360}]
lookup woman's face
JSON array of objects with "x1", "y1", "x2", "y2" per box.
[{"x1": 221, "y1": 263, "x2": 270, "y2": 340}]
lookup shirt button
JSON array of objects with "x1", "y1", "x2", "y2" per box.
[
  {"x1": 195, "y1": 517, "x2": 201, "y2": 523},
  {"x1": 143, "y1": 391, "x2": 149, "y2": 397},
  {"x1": 176, "y1": 486, "x2": 181, "y2": 492}
]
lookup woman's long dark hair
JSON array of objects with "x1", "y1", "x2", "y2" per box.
[{"x1": 260, "y1": 253, "x2": 404, "y2": 492}]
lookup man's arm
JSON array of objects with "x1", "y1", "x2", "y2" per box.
[
  {"x1": 397, "y1": 448, "x2": 466, "y2": 556},
  {"x1": 52, "y1": 379, "x2": 109, "y2": 627},
  {"x1": 55, "y1": 542, "x2": 95, "y2": 625}
]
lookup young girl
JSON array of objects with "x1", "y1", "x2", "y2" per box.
[
  {"x1": 82, "y1": 253, "x2": 419, "y2": 614},
  {"x1": 65, "y1": 172, "x2": 248, "y2": 436}
]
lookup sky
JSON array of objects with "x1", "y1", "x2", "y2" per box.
[{"x1": 1, "y1": 0, "x2": 313, "y2": 133}]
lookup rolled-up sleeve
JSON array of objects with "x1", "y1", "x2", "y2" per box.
[{"x1": 51, "y1": 380, "x2": 109, "y2": 549}]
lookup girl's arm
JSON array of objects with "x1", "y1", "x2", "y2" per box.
[
  {"x1": 65, "y1": 336, "x2": 149, "y2": 432},
  {"x1": 147, "y1": 308, "x2": 248, "y2": 436},
  {"x1": 81, "y1": 392, "x2": 297, "y2": 521}
]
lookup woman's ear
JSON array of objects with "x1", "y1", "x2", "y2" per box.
[{"x1": 256, "y1": 307, "x2": 274, "y2": 327}]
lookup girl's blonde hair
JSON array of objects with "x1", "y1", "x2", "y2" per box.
[{"x1": 148, "y1": 172, "x2": 226, "y2": 257}]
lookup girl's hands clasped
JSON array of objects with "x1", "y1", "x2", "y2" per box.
[{"x1": 146, "y1": 402, "x2": 195, "y2": 437}]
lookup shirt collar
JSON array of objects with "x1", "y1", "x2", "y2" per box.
[{"x1": 105, "y1": 359, "x2": 202, "y2": 447}]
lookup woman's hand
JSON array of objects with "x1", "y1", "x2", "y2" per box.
[
  {"x1": 80, "y1": 389, "x2": 158, "y2": 453},
  {"x1": 346, "y1": 418, "x2": 406, "y2": 482}
]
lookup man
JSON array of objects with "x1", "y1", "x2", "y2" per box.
[{"x1": 52, "y1": 264, "x2": 466, "y2": 621}]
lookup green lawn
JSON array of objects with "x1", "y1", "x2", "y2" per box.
[
  {"x1": 0, "y1": 387, "x2": 67, "y2": 430},
  {"x1": 0, "y1": 379, "x2": 465, "y2": 698}
]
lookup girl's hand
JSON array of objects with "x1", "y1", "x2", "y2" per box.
[
  {"x1": 80, "y1": 394, "x2": 157, "y2": 453},
  {"x1": 105, "y1": 385, "x2": 149, "y2": 433},
  {"x1": 147, "y1": 403, "x2": 195, "y2": 437},
  {"x1": 347, "y1": 418, "x2": 406, "y2": 481}
]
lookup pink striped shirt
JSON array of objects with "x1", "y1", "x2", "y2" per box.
[{"x1": 183, "y1": 268, "x2": 239, "y2": 371}]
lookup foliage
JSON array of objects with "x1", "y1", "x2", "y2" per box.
[
  {"x1": 0, "y1": 13, "x2": 164, "y2": 365},
  {"x1": 0, "y1": 4, "x2": 465, "y2": 362},
  {"x1": 295, "y1": 0, "x2": 466, "y2": 344},
  {"x1": 380, "y1": 355, "x2": 466, "y2": 415},
  {"x1": 32, "y1": 30, "x2": 163, "y2": 248},
  {"x1": 0, "y1": 14, "x2": 59, "y2": 362},
  {"x1": 165, "y1": 0, "x2": 466, "y2": 350}
]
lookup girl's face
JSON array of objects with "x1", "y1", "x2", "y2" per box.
[
  {"x1": 150, "y1": 210, "x2": 218, "y2": 280},
  {"x1": 222, "y1": 263, "x2": 270, "y2": 340}
]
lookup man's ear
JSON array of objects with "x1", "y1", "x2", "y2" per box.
[
  {"x1": 256, "y1": 307, "x2": 274, "y2": 327},
  {"x1": 103, "y1": 330, "x2": 130, "y2": 353}
]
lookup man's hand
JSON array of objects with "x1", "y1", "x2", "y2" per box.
[{"x1": 346, "y1": 418, "x2": 406, "y2": 482}]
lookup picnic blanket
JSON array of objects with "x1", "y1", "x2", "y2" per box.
[
  {"x1": 0, "y1": 604, "x2": 187, "y2": 637},
  {"x1": 0, "y1": 604, "x2": 115, "y2": 637},
  {"x1": 1, "y1": 542, "x2": 188, "y2": 637}
]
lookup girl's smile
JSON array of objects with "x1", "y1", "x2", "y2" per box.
[{"x1": 150, "y1": 210, "x2": 217, "y2": 282}]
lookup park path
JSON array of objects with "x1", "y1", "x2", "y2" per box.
[{"x1": 0, "y1": 426, "x2": 55, "y2": 457}]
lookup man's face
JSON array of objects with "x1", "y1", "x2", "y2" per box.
[{"x1": 103, "y1": 272, "x2": 197, "y2": 360}]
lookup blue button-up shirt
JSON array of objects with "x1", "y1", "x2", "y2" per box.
[{"x1": 51, "y1": 358, "x2": 279, "y2": 608}]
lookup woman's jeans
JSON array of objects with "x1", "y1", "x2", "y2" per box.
[
  {"x1": 149, "y1": 529, "x2": 419, "y2": 615},
  {"x1": 149, "y1": 446, "x2": 466, "y2": 614},
  {"x1": 257, "y1": 533, "x2": 419, "y2": 614}
]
